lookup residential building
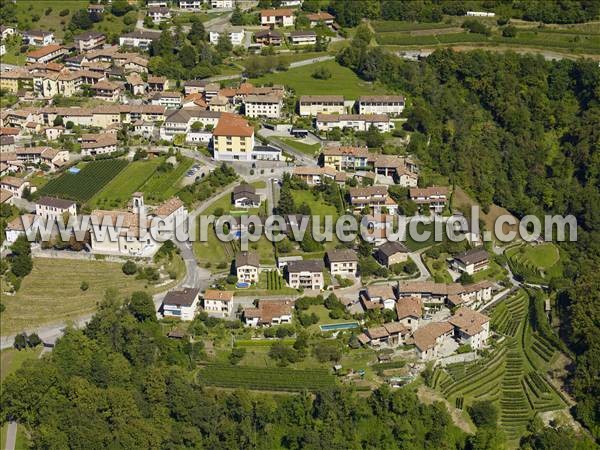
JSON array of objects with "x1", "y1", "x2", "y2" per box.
[
  {"x1": 375, "y1": 241, "x2": 410, "y2": 267},
  {"x1": 178, "y1": 0, "x2": 202, "y2": 9},
  {"x1": 148, "y1": 1, "x2": 169, "y2": 6},
  {"x1": 208, "y1": 95, "x2": 231, "y2": 112},
  {"x1": 184, "y1": 79, "x2": 209, "y2": 95},
  {"x1": 348, "y1": 185, "x2": 397, "y2": 214},
  {"x1": 449, "y1": 307, "x2": 490, "y2": 349},
  {"x1": 398, "y1": 281, "x2": 494, "y2": 308},
  {"x1": 315, "y1": 113, "x2": 394, "y2": 133},
  {"x1": 26, "y1": 45, "x2": 67, "y2": 64},
  {"x1": 288, "y1": 30, "x2": 316, "y2": 45},
  {"x1": 0, "y1": 25, "x2": 17, "y2": 40},
  {"x1": 292, "y1": 166, "x2": 337, "y2": 185},
  {"x1": 5, "y1": 214, "x2": 37, "y2": 244},
  {"x1": 148, "y1": 6, "x2": 171, "y2": 23},
  {"x1": 286, "y1": 259, "x2": 324, "y2": 290},
  {"x1": 162, "y1": 288, "x2": 200, "y2": 321},
  {"x1": 212, "y1": 113, "x2": 256, "y2": 161},
  {"x1": 413, "y1": 321, "x2": 454, "y2": 360},
  {"x1": 395, "y1": 296, "x2": 422, "y2": 331},
  {"x1": 299, "y1": 95, "x2": 344, "y2": 116},
  {"x1": 410, "y1": 186, "x2": 449, "y2": 214},
  {"x1": 361, "y1": 284, "x2": 396, "y2": 310},
  {"x1": 119, "y1": 30, "x2": 161, "y2": 49},
  {"x1": 0, "y1": 176, "x2": 30, "y2": 198},
  {"x1": 209, "y1": 26, "x2": 245, "y2": 46},
  {"x1": 147, "y1": 75, "x2": 169, "y2": 91},
  {"x1": 74, "y1": 32, "x2": 106, "y2": 52},
  {"x1": 36, "y1": 196, "x2": 76, "y2": 219},
  {"x1": 23, "y1": 30, "x2": 54, "y2": 46},
  {"x1": 150, "y1": 91, "x2": 183, "y2": 108},
  {"x1": 90, "y1": 80, "x2": 123, "y2": 102},
  {"x1": 260, "y1": 8, "x2": 296, "y2": 27},
  {"x1": 357, "y1": 323, "x2": 408, "y2": 347},
  {"x1": 236, "y1": 251, "x2": 260, "y2": 283},
  {"x1": 211, "y1": 0, "x2": 234, "y2": 8},
  {"x1": 125, "y1": 73, "x2": 146, "y2": 95},
  {"x1": 232, "y1": 183, "x2": 260, "y2": 207},
  {"x1": 80, "y1": 133, "x2": 118, "y2": 156},
  {"x1": 306, "y1": 12, "x2": 335, "y2": 27},
  {"x1": 326, "y1": 249, "x2": 358, "y2": 276},
  {"x1": 321, "y1": 145, "x2": 369, "y2": 171},
  {"x1": 466, "y1": 11, "x2": 495, "y2": 17},
  {"x1": 243, "y1": 94, "x2": 282, "y2": 118},
  {"x1": 243, "y1": 300, "x2": 294, "y2": 327},
  {"x1": 358, "y1": 95, "x2": 405, "y2": 116},
  {"x1": 203, "y1": 289, "x2": 234, "y2": 317},
  {"x1": 452, "y1": 247, "x2": 489, "y2": 275},
  {"x1": 373, "y1": 155, "x2": 418, "y2": 186},
  {"x1": 87, "y1": 4, "x2": 105, "y2": 14},
  {"x1": 254, "y1": 29, "x2": 283, "y2": 46},
  {"x1": 160, "y1": 108, "x2": 220, "y2": 141}
]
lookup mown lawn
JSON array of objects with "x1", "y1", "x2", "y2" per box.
[
  {"x1": 280, "y1": 138, "x2": 321, "y2": 157},
  {"x1": 141, "y1": 157, "x2": 194, "y2": 203},
  {"x1": 0, "y1": 258, "x2": 181, "y2": 336},
  {"x1": 250, "y1": 60, "x2": 391, "y2": 99}
]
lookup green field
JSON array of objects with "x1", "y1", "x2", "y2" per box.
[
  {"x1": 197, "y1": 364, "x2": 337, "y2": 391},
  {"x1": 250, "y1": 60, "x2": 391, "y2": 99},
  {"x1": 1, "y1": 347, "x2": 43, "y2": 382},
  {"x1": 506, "y1": 243, "x2": 562, "y2": 283},
  {"x1": 279, "y1": 138, "x2": 322, "y2": 157},
  {"x1": 89, "y1": 158, "x2": 162, "y2": 209},
  {"x1": 292, "y1": 189, "x2": 339, "y2": 217},
  {"x1": 432, "y1": 291, "x2": 567, "y2": 443},
  {"x1": 89, "y1": 157, "x2": 193, "y2": 209},
  {"x1": 371, "y1": 21, "x2": 454, "y2": 32},
  {"x1": 39, "y1": 159, "x2": 128, "y2": 203},
  {"x1": 10, "y1": 1, "x2": 137, "y2": 39},
  {"x1": 0, "y1": 257, "x2": 182, "y2": 336}
]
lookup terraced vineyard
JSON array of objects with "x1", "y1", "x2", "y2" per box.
[
  {"x1": 196, "y1": 364, "x2": 337, "y2": 391},
  {"x1": 433, "y1": 291, "x2": 567, "y2": 443}
]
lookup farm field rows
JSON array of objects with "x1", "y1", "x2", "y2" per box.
[
  {"x1": 433, "y1": 290, "x2": 566, "y2": 443},
  {"x1": 197, "y1": 364, "x2": 337, "y2": 391},
  {"x1": 38, "y1": 159, "x2": 128, "y2": 203}
]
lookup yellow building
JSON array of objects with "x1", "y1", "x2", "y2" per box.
[{"x1": 213, "y1": 113, "x2": 255, "y2": 161}]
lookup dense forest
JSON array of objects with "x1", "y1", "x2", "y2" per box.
[
  {"x1": 337, "y1": 27, "x2": 600, "y2": 441},
  {"x1": 328, "y1": 0, "x2": 600, "y2": 26}
]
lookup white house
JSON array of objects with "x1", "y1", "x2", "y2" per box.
[
  {"x1": 211, "y1": 0, "x2": 234, "y2": 8},
  {"x1": 316, "y1": 113, "x2": 394, "y2": 133},
  {"x1": 178, "y1": 0, "x2": 202, "y2": 9},
  {"x1": 203, "y1": 289, "x2": 234, "y2": 317},
  {"x1": 236, "y1": 251, "x2": 260, "y2": 283},
  {"x1": 299, "y1": 95, "x2": 345, "y2": 116},
  {"x1": 326, "y1": 249, "x2": 358, "y2": 276},
  {"x1": 150, "y1": 91, "x2": 183, "y2": 109},
  {"x1": 35, "y1": 196, "x2": 77, "y2": 219},
  {"x1": 5, "y1": 214, "x2": 37, "y2": 244},
  {"x1": 0, "y1": 176, "x2": 30, "y2": 198},
  {"x1": 260, "y1": 8, "x2": 295, "y2": 27},
  {"x1": 162, "y1": 287, "x2": 201, "y2": 321},
  {"x1": 286, "y1": 259, "x2": 324, "y2": 290},
  {"x1": 413, "y1": 321, "x2": 454, "y2": 360},
  {"x1": 148, "y1": 6, "x2": 171, "y2": 23},
  {"x1": 80, "y1": 133, "x2": 118, "y2": 157},
  {"x1": 358, "y1": 95, "x2": 405, "y2": 116},
  {"x1": 23, "y1": 30, "x2": 54, "y2": 46},
  {"x1": 395, "y1": 296, "x2": 422, "y2": 331},
  {"x1": 119, "y1": 30, "x2": 161, "y2": 50},
  {"x1": 209, "y1": 26, "x2": 245, "y2": 46},
  {"x1": 451, "y1": 247, "x2": 489, "y2": 275},
  {"x1": 288, "y1": 30, "x2": 316, "y2": 46},
  {"x1": 243, "y1": 94, "x2": 282, "y2": 118},
  {"x1": 361, "y1": 284, "x2": 396, "y2": 310},
  {"x1": 232, "y1": 183, "x2": 260, "y2": 208}
]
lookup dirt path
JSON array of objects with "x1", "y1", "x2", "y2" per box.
[{"x1": 417, "y1": 385, "x2": 476, "y2": 434}]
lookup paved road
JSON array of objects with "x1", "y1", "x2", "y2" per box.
[
  {"x1": 410, "y1": 248, "x2": 431, "y2": 281},
  {"x1": 288, "y1": 55, "x2": 335, "y2": 68},
  {"x1": 5, "y1": 421, "x2": 17, "y2": 450}
]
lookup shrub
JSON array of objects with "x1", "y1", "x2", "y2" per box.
[
  {"x1": 502, "y1": 25, "x2": 517, "y2": 37},
  {"x1": 122, "y1": 260, "x2": 137, "y2": 275},
  {"x1": 13, "y1": 333, "x2": 27, "y2": 350},
  {"x1": 312, "y1": 67, "x2": 332, "y2": 79},
  {"x1": 468, "y1": 400, "x2": 498, "y2": 428},
  {"x1": 28, "y1": 333, "x2": 42, "y2": 347},
  {"x1": 59, "y1": 9, "x2": 70, "y2": 16},
  {"x1": 80, "y1": 281, "x2": 89, "y2": 291},
  {"x1": 228, "y1": 347, "x2": 246, "y2": 365}
]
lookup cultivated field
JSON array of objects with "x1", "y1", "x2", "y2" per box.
[
  {"x1": 432, "y1": 291, "x2": 567, "y2": 443},
  {"x1": 0, "y1": 257, "x2": 181, "y2": 336},
  {"x1": 38, "y1": 159, "x2": 128, "y2": 203},
  {"x1": 196, "y1": 364, "x2": 337, "y2": 391}
]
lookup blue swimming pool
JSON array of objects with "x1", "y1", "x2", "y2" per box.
[
  {"x1": 236, "y1": 282, "x2": 250, "y2": 289},
  {"x1": 320, "y1": 322, "x2": 360, "y2": 332}
]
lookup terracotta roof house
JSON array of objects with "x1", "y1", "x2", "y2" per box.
[
  {"x1": 412, "y1": 321, "x2": 454, "y2": 360},
  {"x1": 243, "y1": 300, "x2": 294, "y2": 326},
  {"x1": 203, "y1": 289, "x2": 234, "y2": 317}
]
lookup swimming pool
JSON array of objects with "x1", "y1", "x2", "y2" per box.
[
  {"x1": 320, "y1": 322, "x2": 360, "y2": 332},
  {"x1": 236, "y1": 282, "x2": 250, "y2": 289}
]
